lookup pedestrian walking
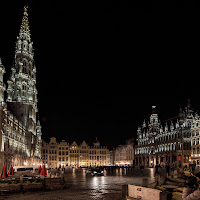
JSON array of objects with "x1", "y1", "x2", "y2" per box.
[
  {"x1": 155, "y1": 164, "x2": 160, "y2": 175},
  {"x1": 165, "y1": 163, "x2": 170, "y2": 177},
  {"x1": 155, "y1": 164, "x2": 161, "y2": 186},
  {"x1": 140, "y1": 164, "x2": 144, "y2": 176}
]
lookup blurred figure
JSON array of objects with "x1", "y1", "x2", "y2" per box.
[
  {"x1": 165, "y1": 163, "x2": 170, "y2": 177},
  {"x1": 182, "y1": 172, "x2": 200, "y2": 200},
  {"x1": 155, "y1": 164, "x2": 161, "y2": 176},
  {"x1": 140, "y1": 163, "x2": 144, "y2": 176}
]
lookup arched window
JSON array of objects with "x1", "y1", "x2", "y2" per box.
[
  {"x1": 193, "y1": 139, "x2": 196, "y2": 145},
  {"x1": 197, "y1": 147, "x2": 199, "y2": 154},
  {"x1": 23, "y1": 41, "x2": 27, "y2": 51},
  {"x1": 22, "y1": 60, "x2": 27, "y2": 74},
  {"x1": 197, "y1": 138, "x2": 199, "y2": 145},
  {"x1": 192, "y1": 131, "x2": 195, "y2": 137},
  {"x1": 196, "y1": 130, "x2": 199, "y2": 136},
  {"x1": 29, "y1": 62, "x2": 32, "y2": 76}
]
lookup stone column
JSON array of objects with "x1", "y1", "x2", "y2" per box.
[
  {"x1": 144, "y1": 156, "x2": 147, "y2": 166},
  {"x1": 149, "y1": 156, "x2": 151, "y2": 167},
  {"x1": 158, "y1": 155, "x2": 161, "y2": 164},
  {"x1": 154, "y1": 156, "x2": 156, "y2": 166}
]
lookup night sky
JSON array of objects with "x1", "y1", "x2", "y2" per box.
[{"x1": 0, "y1": 1, "x2": 200, "y2": 149}]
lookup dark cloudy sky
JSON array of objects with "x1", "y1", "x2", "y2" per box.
[{"x1": 0, "y1": 1, "x2": 200, "y2": 149}]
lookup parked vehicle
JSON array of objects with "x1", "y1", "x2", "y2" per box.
[
  {"x1": 91, "y1": 167, "x2": 104, "y2": 176},
  {"x1": 13, "y1": 166, "x2": 38, "y2": 175},
  {"x1": 85, "y1": 168, "x2": 92, "y2": 174}
]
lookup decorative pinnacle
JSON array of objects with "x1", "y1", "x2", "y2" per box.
[
  {"x1": 19, "y1": 6, "x2": 31, "y2": 39},
  {"x1": 0, "y1": 57, "x2": 2, "y2": 65},
  {"x1": 24, "y1": 6, "x2": 28, "y2": 16}
]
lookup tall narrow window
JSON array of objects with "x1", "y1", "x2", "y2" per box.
[
  {"x1": 22, "y1": 85, "x2": 26, "y2": 97},
  {"x1": 29, "y1": 63, "x2": 32, "y2": 76},
  {"x1": 197, "y1": 138, "x2": 199, "y2": 145},
  {"x1": 196, "y1": 130, "x2": 199, "y2": 136},
  {"x1": 22, "y1": 61, "x2": 27, "y2": 74}
]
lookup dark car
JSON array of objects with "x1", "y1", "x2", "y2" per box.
[{"x1": 91, "y1": 167, "x2": 104, "y2": 176}]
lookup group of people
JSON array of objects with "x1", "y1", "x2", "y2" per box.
[
  {"x1": 182, "y1": 172, "x2": 200, "y2": 200},
  {"x1": 139, "y1": 163, "x2": 171, "y2": 176},
  {"x1": 139, "y1": 162, "x2": 200, "y2": 199}
]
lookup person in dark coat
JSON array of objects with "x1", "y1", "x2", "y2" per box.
[
  {"x1": 140, "y1": 164, "x2": 144, "y2": 175},
  {"x1": 155, "y1": 164, "x2": 161, "y2": 175},
  {"x1": 182, "y1": 172, "x2": 200, "y2": 200},
  {"x1": 165, "y1": 163, "x2": 170, "y2": 176}
]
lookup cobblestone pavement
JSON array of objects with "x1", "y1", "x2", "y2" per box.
[{"x1": 0, "y1": 168, "x2": 156, "y2": 200}]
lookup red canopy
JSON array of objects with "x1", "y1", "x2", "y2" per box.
[
  {"x1": 1, "y1": 165, "x2": 8, "y2": 179},
  {"x1": 40, "y1": 165, "x2": 47, "y2": 176},
  {"x1": 7, "y1": 165, "x2": 14, "y2": 175},
  {"x1": 37, "y1": 165, "x2": 42, "y2": 174}
]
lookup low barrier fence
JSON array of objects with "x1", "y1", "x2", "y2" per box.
[{"x1": 0, "y1": 175, "x2": 66, "y2": 194}]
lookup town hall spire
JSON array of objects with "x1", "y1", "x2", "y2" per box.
[
  {"x1": 19, "y1": 6, "x2": 31, "y2": 41},
  {"x1": 6, "y1": 6, "x2": 38, "y2": 136}
]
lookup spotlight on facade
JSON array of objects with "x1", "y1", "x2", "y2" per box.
[{"x1": 24, "y1": 162, "x2": 27, "y2": 166}]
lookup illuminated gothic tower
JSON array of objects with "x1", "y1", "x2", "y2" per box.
[
  {"x1": 0, "y1": 58, "x2": 6, "y2": 104},
  {"x1": 6, "y1": 7, "x2": 41, "y2": 152}
]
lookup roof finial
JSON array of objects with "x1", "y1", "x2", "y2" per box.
[{"x1": 0, "y1": 57, "x2": 2, "y2": 65}]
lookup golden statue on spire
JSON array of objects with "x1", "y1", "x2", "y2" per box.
[{"x1": 24, "y1": 6, "x2": 28, "y2": 16}]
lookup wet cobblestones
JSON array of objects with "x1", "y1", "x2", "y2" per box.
[{"x1": 0, "y1": 168, "x2": 156, "y2": 200}]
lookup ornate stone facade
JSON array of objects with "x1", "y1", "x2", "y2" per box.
[
  {"x1": 114, "y1": 139, "x2": 134, "y2": 166},
  {"x1": 0, "y1": 7, "x2": 42, "y2": 170},
  {"x1": 42, "y1": 137, "x2": 107, "y2": 168},
  {"x1": 191, "y1": 114, "x2": 200, "y2": 166},
  {"x1": 135, "y1": 101, "x2": 194, "y2": 167}
]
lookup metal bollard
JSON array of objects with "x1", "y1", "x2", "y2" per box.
[
  {"x1": 122, "y1": 184, "x2": 128, "y2": 199},
  {"x1": 142, "y1": 178, "x2": 149, "y2": 187},
  {"x1": 20, "y1": 175, "x2": 24, "y2": 192}
]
